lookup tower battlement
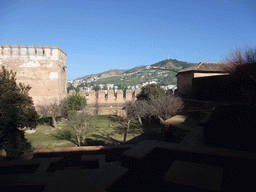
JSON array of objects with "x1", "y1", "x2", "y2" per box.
[
  {"x1": 0, "y1": 44, "x2": 67, "y2": 68},
  {"x1": 0, "y1": 44, "x2": 67, "y2": 106}
]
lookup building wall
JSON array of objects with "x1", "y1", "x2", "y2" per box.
[
  {"x1": 68, "y1": 89, "x2": 141, "y2": 115},
  {"x1": 0, "y1": 44, "x2": 67, "y2": 106},
  {"x1": 177, "y1": 71, "x2": 229, "y2": 94},
  {"x1": 194, "y1": 72, "x2": 229, "y2": 78},
  {"x1": 176, "y1": 72, "x2": 194, "y2": 94}
]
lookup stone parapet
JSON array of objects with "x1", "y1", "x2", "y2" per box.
[
  {"x1": 69, "y1": 90, "x2": 138, "y2": 105},
  {"x1": 0, "y1": 45, "x2": 67, "y2": 68}
]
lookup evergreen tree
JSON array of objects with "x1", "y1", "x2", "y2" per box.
[{"x1": 0, "y1": 66, "x2": 37, "y2": 160}]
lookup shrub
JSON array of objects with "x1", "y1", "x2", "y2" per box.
[
  {"x1": 67, "y1": 93, "x2": 87, "y2": 111},
  {"x1": 37, "y1": 117, "x2": 52, "y2": 125}
]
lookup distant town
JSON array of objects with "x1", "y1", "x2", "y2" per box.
[
  {"x1": 68, "y1": 64, "x2": 181, "y2": 94},
  {"x1": 68, "y1": 78, "x2": 177, "y2": 93},
  {"x1": 66, "y1": 60, "x2": 193, "y2": 94}
]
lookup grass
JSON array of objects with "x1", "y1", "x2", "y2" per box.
[
  {"x1": 25, "y1": 124, "x2": 75, "y2": 149},
  {"x1": 10, "y1": 115, "x2": 163, "y2": 160},
  {"x1": 25, "y1": 115, "x2": 143, "y2": 150},
  {"x1": 4, "y1": 115, "x2": 193, "y2": 160}
]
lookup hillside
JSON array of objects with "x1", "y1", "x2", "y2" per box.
[
  {"x1": 77, "y1": 69, "x2": 127, "y2": 80},
  {"x1": 151, "y1": 59, "x2": 194, "y2": 69},
  {"x1": 74, "y1": 59, "x2": 197, "y2": 89}
]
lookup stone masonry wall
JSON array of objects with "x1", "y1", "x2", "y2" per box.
[
  {"x1": 69, "y1": 89, "x2": 140, "y2": 105},
  {"x1": 68, "y1": 90, "x2": 141, "y2": 115},
  {"x1": 0, "y1": 44, "x2": 67, "y2": 106}
]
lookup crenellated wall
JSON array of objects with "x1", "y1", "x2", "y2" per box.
[
  {"x1": 68, "y1": 89, "x2": 140, "y2": 115},
  {"x1": 69, "y1": 90, "x2": 140, "y2": 105},
  {"x1": 0, "y1": 45, "x2": 67, "y2": 64},
  {"x1": 0, "y1": 44, "x2": 67, "y2": 106}
]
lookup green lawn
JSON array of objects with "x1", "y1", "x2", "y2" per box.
[{"x1": 25, "y1": 115, "x2": 143, "y2": 150}]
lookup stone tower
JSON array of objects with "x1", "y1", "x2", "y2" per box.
[{"x1": 0, "y1": 44, "x2": 67, "y2": 106}]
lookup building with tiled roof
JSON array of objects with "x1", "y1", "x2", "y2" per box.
[{"x1": 176, "y1": 62, "x2": 231, "y2": 94}]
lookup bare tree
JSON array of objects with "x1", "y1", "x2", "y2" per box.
[
  {"x1": 118, "y1": 118, "x2": 142, "y2": 143},
  {"x1": 52, "y1": 110, "x2": 98, "y2": 146},
  {"x1": 37, "y1": 98, "x2": 63, "y2": 129},
  {"x1": 125, "y1": 100, "x2": 150, "y2": 125},
  {"x1": 148, "y1": 95, "x2": 184, "y2": 122},
  {"x1": 100, "y1": 116, "x2": 142, "y2": 144},
  {"x1": 225, "y1": 46, "x2": 256, "y2": 73},
  {"x1": 125, "y1": 95, "x2": 184, "y2": 124},
  {"x1": 115, "y1": 100, "x2": 150, "y2": 143},
  {"x1": 118, "y1": 95, "x2": 183, "y2": 143},
  {"x1": 224, "y1": 46, "x2": 256, "y2": 104},
  {"x1": 94, "y1": 92, "x2": 100, "y2": 115},
  {"x1": 97, "y1": 103, "x2": 144, "y2": 144},
  {"x1": 66, "y1": 110, "x2": 98, "y2": 146},
  {"x1": 37, "y1": 92, "x2": 87, "y2": 129}
]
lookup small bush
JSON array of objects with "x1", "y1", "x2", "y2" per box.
[
  {"x1": 67, "y1": 93, "x2": 87, "y2": 111},
  {"x1": 37, "y1": 117, "x2": 52, "y2": 125}
]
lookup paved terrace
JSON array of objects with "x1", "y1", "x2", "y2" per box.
[{"x1": 0, "y1": 111, "x2": 255, "y2": 191}]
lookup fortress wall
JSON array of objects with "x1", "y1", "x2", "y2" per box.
[
  {"x1": 116, "y1": 90, "x2": 124, "y2": 103},
  {"x1": 68, "y1": 89, "x2": 138, "y2": 105},
  {"x1": 85, "y1": 104, "x2": 125, "y2": 115},
  {"x1": 98, "y1": 90, "x2": 106, "y2": 104},
  {"x1": 126, "y1": 89, "x2": 133, "y2": 102},
  {"x1": 0, "y1": 44, "x2": 67, "y2": 106},
  {"x1": 88, "y1": 90, "x2": 96, "y2": 104},
  {"x1": 134, "y1": 90, "x2": 140, "y2": 98},
  {"x1": 68, "y1": 89, "x2": 139, "y2": 115},
  {"x1": 106, "y1": 90, "x2": 115, "y2": 103}
]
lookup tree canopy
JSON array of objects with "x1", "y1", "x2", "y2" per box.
[
  {"x1": 136, "y1": 84, "x2": 165, "y2": 102},
  {"x1": 0, "y1": 66, "x2": 38, "y2": 159}
]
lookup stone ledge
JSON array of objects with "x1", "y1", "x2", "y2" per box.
[
  {"x1": 119, "y1": 128, "x2": 256, "y2": 172},
  {"x1": 33, "y1": 144, "x2": 133, "y2": 159},
  {"x1": 163, "y1": 161, "x2": 223, "y2": 191},
  {"x1": 0, "y1": 172, "x2": 49, "y2": 187},
  {"x1": 81, "y1": 155, "x2": 99, "y2": 169}
]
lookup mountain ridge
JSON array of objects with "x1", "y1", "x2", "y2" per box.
[
  {"x1": 72, "y1": 59, "x2": 198, "y2": 89},
  {"x1": 77, "y1": 59, "x2": 196, "y2": 81}
]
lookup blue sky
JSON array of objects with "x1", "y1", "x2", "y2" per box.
[{"x1": 1, "y1": 0, "x2": 255, "y2": 80}]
